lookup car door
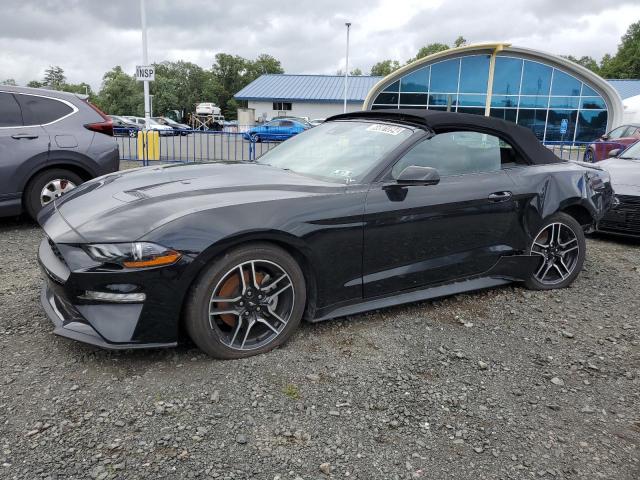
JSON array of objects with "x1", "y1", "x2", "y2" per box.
[
  {"x1": 0, "y1": 92, "x2": 50, "y2": 204},
  {"x1": 362, "y1": 130, "x2": 519, "y2": 298}
]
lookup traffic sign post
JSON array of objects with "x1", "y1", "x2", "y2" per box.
[{"x1": 139, "y1": 0, "x2": 151, "y2": 130}]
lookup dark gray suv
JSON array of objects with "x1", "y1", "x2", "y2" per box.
[{"x1": 0, "y1": 85, "x2": 119, "y2": 219}]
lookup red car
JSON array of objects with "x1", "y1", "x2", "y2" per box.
[{"x1": 584, "y1": 124, "x2": 640, "y2": 162}]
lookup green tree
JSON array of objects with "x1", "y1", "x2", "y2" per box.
[
  {"x1": 94, "y1": 66, "x2": 143, "y2": 116},
  {"x1": 599, "y1": 21, "x2": 640, "y2": 78},
  {"x1": 1, "y1": 79, "x2": 17, "y2": 86},
  {"x1": 27, "y1": 80, "x2": 44, "y2": 88},
  {"x1": 407, "y1": 43, "x2": 449, "y2": 63},
  {"x1": 562, "y1": 55, "x2": 600, "y2": 74},
  {"x1": 350, "y1": 67, "x2": 363, "y2": 76},
  {"x1": 453, "y1": 36, "x2": 467, "y2": 48},
  {"x1": 43, "y1": 65, "x2": 66, "y2": 89},
  {"x1": 370, "y1": 59, "x2": 401, "y2": 76},
  {"x1": 150, "y1": 61, "x2": 210, "y2": 119},
  {"x1": 246, "y1": 54, "x2": 284, "y2": 80}
]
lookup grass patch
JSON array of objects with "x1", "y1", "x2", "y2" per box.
[{"x1": 282, "y1": 384, "x2": 300, "y2": 400}]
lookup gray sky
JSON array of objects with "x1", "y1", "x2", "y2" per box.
[{"x1": 1, "y1": 0, "x2": 639, "y2": 89}]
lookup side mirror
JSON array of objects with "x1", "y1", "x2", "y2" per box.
[
  {"x1": 601, "y1": 134, "x2": 609, "y2": 140},
  {"x1": 608, "y1": 148, "x2": 621, "y2": 158},
  {"x1": 395, "y1": 166, "x2": 440, "y2": 186}
]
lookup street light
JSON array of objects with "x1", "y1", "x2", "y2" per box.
[
  {"x1": 343, "y1": 22, "x2": 351, "y2": 114},
  {"x1": 140, "y1": 0, "x2": 151, "y2": 129}
]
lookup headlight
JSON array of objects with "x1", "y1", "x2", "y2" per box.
[{"x1": 83, "y1": 242, "x2": 182, "y2": 268}]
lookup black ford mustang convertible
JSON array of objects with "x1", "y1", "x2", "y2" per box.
[{"x1": 38, "y1": 110, "x2": 615, "y2": 359}]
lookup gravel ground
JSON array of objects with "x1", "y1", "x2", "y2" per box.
[{"x1": 0, "y1": 217, "x2": 638, "y2": 480}]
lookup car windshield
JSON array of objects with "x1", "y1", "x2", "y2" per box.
[
  {"x1": 619, "y1": 142, "x2": 640, "y2": 159},
  {"x1": 257, "y1": 120, "x2": 414, "y2": 183}
]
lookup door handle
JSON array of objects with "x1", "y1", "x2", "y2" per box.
[
  {"x1": 488, "y1": 191, "x2": 512, "y2": 202},
  {"x1": 11, "y1": 133, "x2": 39, "y2": 140}
]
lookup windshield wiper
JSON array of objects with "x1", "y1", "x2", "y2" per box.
[{"x1": 618, "y1": 156, "x2": 638, "y2": 160}]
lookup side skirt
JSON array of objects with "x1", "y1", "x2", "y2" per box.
[
  {"x1": 310, "y1": 277, "x2": 511, "y2": 323},
  {"x1": 310, "y1": 254, "x2": 539, "y2": 323}
]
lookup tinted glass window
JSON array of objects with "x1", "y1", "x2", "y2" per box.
[
  {"x1": 16, "y1": 94, "x2": 73, "y2": 125},
  {"x1": 581, "y1": 97, "x2": 606, "y2": 109},
  {"x1": 550, "y1": 70, "x2": 581, "y2": 96},
  {"x1": 493, "y1": 57, "x2": 522, "y2": 95},
  {"x1": 374, "y1": 92, "x2": 399, "y2": 105},
  {"x1": 521, "y1": 61, "x2": 552, "y2": 96},
  {"x1": 517, "y1": 109, "x2": 547, "y2": 140},
  {"x1": 581, "y1": 84, "x2": 599, "y2": 96},
  {"x1": 457, "y1": 94, "x2": 486, "y2": 107},
  {"x1": 400, "y1": 93, "x2": 428, "y2": 105},
  {"x1": 383, "y1": 80, "x2": 400, "y2": 92},
  {"x1": 280, "y1": 120, "x2": 294, "y2": 126},
  {"x1": 490, "y1": 108, "x2": 517, "y2": 123},
  {"x1": 0, "y1": 92, "x2": 23, "y2": 127},
  {"x1": 491, "y1": 95, "x2": 518, "y2": 108},
  {"x1": 576, "y1": 111, "x2": 608, "y2": 141},
  {"x1": 400, "y1": 67, "x2": 428, "y2": 92},
  {"x1": 391, "y1": 131, "x2": 503, "y2": 178},
  {"x1": 459, "y1": 55, "x2": 490, "y2": 93},
  {"x1": 545, "y1": 110, "x2": 577, "y2": 141},
  {"x1": 429, "y1": 59, "x2": 460, "y2": 93}
]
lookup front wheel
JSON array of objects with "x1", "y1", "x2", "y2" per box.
[
  {"x1": 583, "y1": 148, "x2": 594, "y2": 163},
  {"x1": 185, "y1": 243, "x2": 306, "y2": 359},
  {"x1": 525, "y1": 212, "x2": 586, "y2": 290}
]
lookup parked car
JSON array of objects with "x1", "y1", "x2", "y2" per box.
[
  {"x1": 242, "y1": 119, "x2": 309, "y2": 142},
  {"x1": 38, "y1": 109, "x2": 614, "y2": 358},
  {"x1": 583, "y1": 124, "x2": 640, "y2": 162},
  {"x1": 195, "y1": 102, "x2": 221, "y2": 116},
  {"x1": 152, "y1": 116, "x2": 190, "y2": 135},
  {"x1": 110, "y1": 115, "x2": 141, "y2": 138},
  {"x1": 0, "y1": 85, "x2": 118, "y2": 219},
  {"x1": 123, "y1": 116, "x2": 175, "y2": 135},
  {"x1": 596, "y1": 142, "x2": 640, "y2": 237}
]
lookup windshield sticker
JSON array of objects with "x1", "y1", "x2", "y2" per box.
[
  {"x1": 366, "y1": 124, "x2": 405, "y2": 135},
  {"x1": 332, "y1": 169, "x2": 353, "y2": 177}
]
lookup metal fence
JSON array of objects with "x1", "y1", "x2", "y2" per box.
[
  {"x1": 115, "y1": 126, "x2": 629, "y2": 166},
  {"x1": 542, "y1": 140, "x2": 627, "y2": 162},
  {"x1": 114, "y1": 126, "x2": 279, "y2": 165}
]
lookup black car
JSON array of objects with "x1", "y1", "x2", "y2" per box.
[
  {"x1": 109, "y1": 115, "x2": 141, "y2": 138},
  {"x1": 596, "y1": 141, "x2": 640, "y2": 237},
  {"x1": 38, "y1": 110, "x2": 615, "y2": 359},
  {"x1": 153, "y1": 116, "x2": 191, "y2": 135}
]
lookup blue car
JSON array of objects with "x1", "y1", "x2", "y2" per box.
[{"x1": 243, "y1": 119, "x2": 309, "y2": 142}]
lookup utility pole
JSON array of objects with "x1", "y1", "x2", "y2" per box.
[
  {"x1": 140, "y1": 0, "x2": 151, "y2": 129},
  {"x1": 343, "y1": 22, "x2": 351, "y2": 113}
]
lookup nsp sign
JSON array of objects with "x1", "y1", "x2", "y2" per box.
[{"x1": 135, "y1": 65, "x2": 155, "y2": 81}]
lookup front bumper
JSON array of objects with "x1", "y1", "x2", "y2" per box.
[{"x1": 38, "y1": 238, "x2": 180, "y2": 350}]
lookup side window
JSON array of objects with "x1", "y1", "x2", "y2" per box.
[
  {"x1": 0, "y1": 92, "x2": 23, "y2": 127},
  {"x1": 608, "y1": 126, "x2": 628, "y2": 139},
  {"x1": 15, "y1": 94, "x2": 73, "y2": 125},
  {"x1": 392, "y1": 131, "x2": 524, "y2": 178},
  {"x1": 280, "y1": 120, "x2": 294, "y2": 127}
]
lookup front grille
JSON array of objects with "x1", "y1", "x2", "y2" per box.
[
  {"x1": 47, "y1": 237, "x2": 66, "y2": 264},
  {"x1": 599, "y1": 195, "x2": 640, "y2": 236}
]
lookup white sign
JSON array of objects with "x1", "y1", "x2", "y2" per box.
[{"x1": 135, "y1": 65, "x2": 155, "y2": 81}]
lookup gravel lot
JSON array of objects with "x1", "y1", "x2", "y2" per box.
[{"x1": 0, "y1": 217, "x2": 638, "y2": 480}]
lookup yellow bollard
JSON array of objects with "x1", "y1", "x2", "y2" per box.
[{"x1": 137, "y1": 130, "x2": 160, "y2": 162}]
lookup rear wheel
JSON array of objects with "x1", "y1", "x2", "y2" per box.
[
  {"x1": 24, "y1": 168, "x2": 83, "y2": 219},
  {"x1": 185, "y1": 243, "x2": 306, "y2": 359},
  {"x1": 525, "y1": 212, "x2": 585, "y2": 290}
]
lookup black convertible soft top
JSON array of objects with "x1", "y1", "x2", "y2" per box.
[{"x1": 327, "y1": 109, "x2": 561, "y2": 165}]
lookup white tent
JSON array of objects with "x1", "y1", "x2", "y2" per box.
[{"x1": 622, "y1": 94, "x2": 640, "y2": 124}]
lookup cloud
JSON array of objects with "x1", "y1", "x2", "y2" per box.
[{"x1": 0, "y1": 0, "x2": 638, "y2": 89}]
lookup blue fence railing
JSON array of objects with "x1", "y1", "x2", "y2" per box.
[
  {"x1": 114, "y1": 126, "x2": 282, "y2": 164},
  {"x1": 542, "y1": 140, "x2": 629, "y2": 162},
  {"x1": 114, "y1": 126, "x2": 631, "y2": 166}
]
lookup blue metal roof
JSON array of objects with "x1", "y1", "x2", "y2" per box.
[
  {"x1": 234, "y1": 74, "x2": 383, "y2": 103},
  {"x1": 607, "y1": 79, "x2": 640, "y2": 100}
]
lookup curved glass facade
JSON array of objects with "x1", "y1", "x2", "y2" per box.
[{"x1": 372, "y1": 54, "x2": 608, "y2": 142}]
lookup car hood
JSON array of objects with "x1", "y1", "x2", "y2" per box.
[
  {"x1": 40, "y1": 162, "x2": 345, "y2": 243},
  {"x1": 598, "y1": 158, "x2": 640, "y2": 196}
]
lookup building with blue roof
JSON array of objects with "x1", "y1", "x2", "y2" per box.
[{"x1": 234, "y1": 74, "x2": 382, "y2": 121}]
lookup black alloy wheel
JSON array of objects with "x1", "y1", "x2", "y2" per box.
[
  {"x1": 185, "y1": 243, "x2": 306, "y2": 359},
  {"x1": 526, "y1": 212, "x2": 586, "y2": 290}
]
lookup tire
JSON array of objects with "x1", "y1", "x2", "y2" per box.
[
  {"x1": 185, "y1": 243, "x2": 306, "y2": 359},
  {"x1": 583, "y1": 148, "x2": 594, "y2": 163},
  {"x1": 525, "y1": 212, "x2": 586, "y2": 290},
  {"x1": 24, "y1": 168, "x2": 83, "y2": 219},
  {"x1": 251, "y1": 133, "x2": 261, "y2": 143}
]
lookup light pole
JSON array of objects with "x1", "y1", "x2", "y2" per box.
[
  {"x1": 343, "y1": 22, "x2": 351, "y2": 113},
  {"x1": 140, "y1": 0, "x2": 151, "y2": 129}
]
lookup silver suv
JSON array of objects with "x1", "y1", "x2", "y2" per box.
[{"x1": 0, "y1": 85, "x2": 119, "y2": 219}]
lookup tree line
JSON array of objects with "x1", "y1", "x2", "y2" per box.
[{"x1": 2, "y1": 22, "x2": 638, "y2": 119}]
